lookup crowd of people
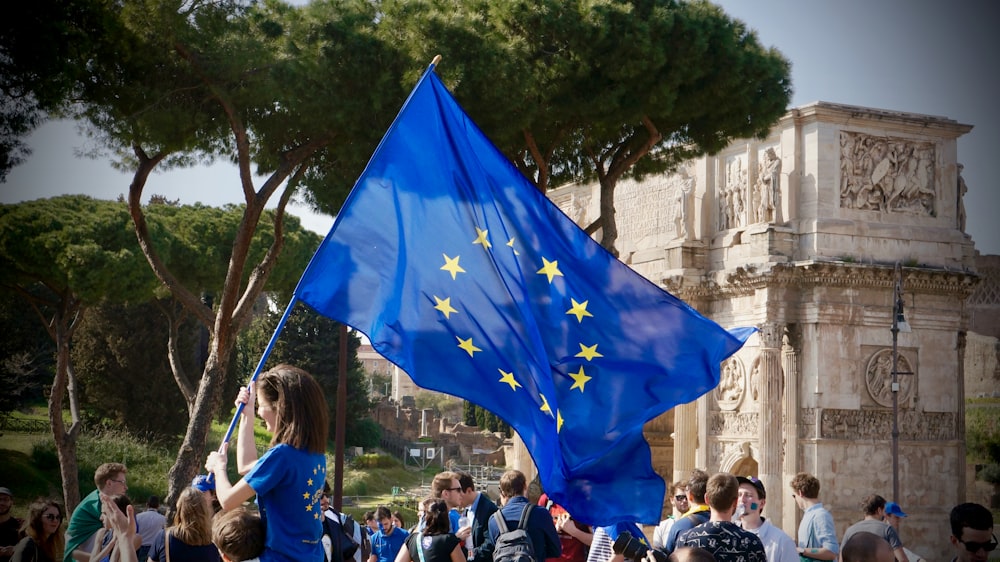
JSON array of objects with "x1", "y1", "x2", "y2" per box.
[{"x1": 1, "y1": 365, "x2": 996, "y2": 562}]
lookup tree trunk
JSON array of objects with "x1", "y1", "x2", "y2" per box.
[
  {"x1": 49, "y1": 312, "x2": 81, "y2": 513},
  {"x1": 164, "y1": 347, "x2": 231, "y2": 511},
  {"x1": 598, "y1": 175, "x2": 619, "y2": 258}
]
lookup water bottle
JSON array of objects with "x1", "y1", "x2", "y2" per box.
[
  {"x1": 458, "y1": 510, "x2": 473, "y2": 553},
  {"x1": 733, "y1": 502, "x2": 746, "y2": 522}
]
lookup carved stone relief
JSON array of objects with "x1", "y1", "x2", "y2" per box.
[
  {"x1": 719, "y1": 154, "x2": 748, "y2": 231},
  {"x1": 616, "y1": 165, "x2": 695, "y2": 247},
  {"x1": 715, "y1": 357, "x2": 746, "y2": 410},
  {"x1": 754, "y1": 147, "x2": 781, "y2": 224},
  {"x1": 709, "y1": 411, "x2": 759, "y2": 436},
  {"x1": 820, "y1": 409, "x2": 956, "y2": 440},
  {"x1": 839, "y1": 131, "x2": 936, "y2": 215},
  {"x1": 865, "y1": 348, "x2": 915, "y2": 407}
]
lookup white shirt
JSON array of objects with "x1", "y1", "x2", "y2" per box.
[
  {"x1": 134, "y1": 509, "x2": 167, "y2": 547},
  {"x1": 741, "y1": 518, "x2": 799, "y2": 562}
]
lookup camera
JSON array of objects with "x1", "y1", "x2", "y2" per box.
[{"x1": 612, "y1": 531, "x2": 668, "y2": 562}]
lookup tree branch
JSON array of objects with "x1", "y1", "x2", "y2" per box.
[{"x1": 127, "y1": 145, "x2": 215, "y2": 329}]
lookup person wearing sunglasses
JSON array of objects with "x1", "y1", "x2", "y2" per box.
[
  {"x1": 652, "y1": 482, "x2": 689, "y2": 551},
  {"x1": 948, "y1": 503, "x2": 996, "y2": 562},
  {"x1": 11, "y1": 498, "x2": 64, "y2": 562}
]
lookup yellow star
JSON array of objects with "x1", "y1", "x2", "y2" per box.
[
  {"x1": 537, "y1": 257, "x2": 563, "y2": 284},
  {"x1": 441, "y1": 254, "x2": 466, "y2": 280},
  {"x1": 566, "y1": 299, "x2": 593, "y2": 323},
  {"x1": 305, "y1": 504, "x2": 313, "y2": 512},
  {"x1": 457, "y1": 336, "x2": 482, "y2": 357},
  {"x1": 302, "y1": 492, "x2": 310, "y2": 499},
  {"x1": 539, "y1": 393, "x2": 552, "y2": 414},
  {"x1": 575, "y1": 343, "x2": 603, "y2": 361},
  {"x1": 556, "y1": 410, "x2": 564, "y2": 433},
  {"x1": 433, "y1": 296, "x2": 458, "y2": 319},
  {"x1": 307, "y1": 478, "x2": 313, "y2": 487},
  {"x1": 498, "y1": 369, "x2": 522, "y2": 391},
  {"x1": 314, "y1": 513, "x2": 320, "y2": 519},
  {"x1": 568, "y1": 366, "x2": 592, "y2": 392},
  {"x1": 473, "y1": 227, "x2": 492, "y2": 249},
  {"x1": 506, "y1": 238, "x2": 520, "y2": 256}
]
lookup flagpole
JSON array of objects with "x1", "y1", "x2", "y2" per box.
[{"x1": 218, "y1": 294, "x2": 300, "y2": 449}]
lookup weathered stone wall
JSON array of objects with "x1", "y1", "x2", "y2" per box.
[{"x1": 543, "y1": 101, "x2": 981, "y2": 561}]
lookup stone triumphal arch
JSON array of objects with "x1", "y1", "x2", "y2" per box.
[{"x1": 542, "y1": 101, "x2": 979, "y2": 560}]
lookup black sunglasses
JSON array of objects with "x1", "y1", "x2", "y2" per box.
[
  {"x1": 959, "y1": 534, "x2": 998, "y2": 553},
  {"x1": 674, "y1": 495, "x2": 687, "y2": 501}
]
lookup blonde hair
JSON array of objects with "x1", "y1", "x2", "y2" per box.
[{"x1": 170, "y1": 487, "x2": 214, "y2": 546}]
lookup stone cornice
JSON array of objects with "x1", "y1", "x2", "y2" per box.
[
  {"x1": 664, "y1": 260, "x2": 979, "y2": 301},
  {"x1": 789, "y1": 101, "x2": 973, "y2": 139}
]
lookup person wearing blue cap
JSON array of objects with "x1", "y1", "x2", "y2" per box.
[
  {"x1": 884, "y1": 503, "x2": 927, "y2": 562},
  {"x1": 841, "y1": 495, "x2": 908, "y2": 562}
]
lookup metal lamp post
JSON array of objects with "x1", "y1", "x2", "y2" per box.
[{"x1": 890, "y1": 262, "x2": 911, "y2": 503}]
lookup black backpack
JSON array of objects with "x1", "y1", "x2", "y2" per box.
[{"x1": 491, "y1": 505, "x2": 537, "y2": 562}]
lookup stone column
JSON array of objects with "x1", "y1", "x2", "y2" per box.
[
  {"x1": 673, "y1": 401, "x2": 698, "y2": 483},
  {"x1": 781, "y1": 325, "x2": 801, "y2": 534},
  {"x1": 757, "y1": 322, "x2": 784, "y2": 528},
  {"x1": 956, "y1": 331, "x2": 967, "y2": 501}
]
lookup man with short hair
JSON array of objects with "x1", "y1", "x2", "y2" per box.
[
  {"x1": 0, "y1": 487, "x2": 23, "y2": 562},
  {"x1": 676, "y1": 473, "x2": 766, "y2": 562},
  {"x1": 134, "y1": 495, "x2": 166, "y2": 562},
  {"x1": 432, "y1": 471, "x2": 464, "y2": 532},
  {"x1": 485, "y1": 470, "x2": 560, "y2": 562},
  {"x1": 368, "y1": 506, "x2": 409, "y2": 562},
  {"x1": 65, "y1": 462, "x2": 134, "y2": 562},
  {"x1": 667, "y1": 547, "x2": 716, "y2": 562},
  {"x1": 652, "y1": 482, "x2": 689, "y2": 550},
  {"x1": 948, "y1": 502, "x2": 996, "y2": 562},
  {"x1": 733, "y1": 476, "x2": 797, "y2": 562},
  {"x1": 789, "y1": 472, "x2": 838, "y2": 561},
  {"x1": 841, "y1": 494, "x2": 908, "y2": 562},
  {"x1": 663, "y1": 470, "x2": 711, "y2": 554},
  {"x1": 840, "y1": 532, "x2": 894, "y2": 562},
  {"x1": 457, "y1": 470, "x2": 499, "y2": 562}
]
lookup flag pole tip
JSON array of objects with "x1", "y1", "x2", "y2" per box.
[{"x1": 431, "y1": 55, "x2": 442, "y2": 67}]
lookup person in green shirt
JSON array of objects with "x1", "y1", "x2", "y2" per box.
[{"x1": 64, "y1": 463, "x2": 133, "y2": 562}]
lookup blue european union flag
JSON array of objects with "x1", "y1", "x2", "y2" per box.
[{"x1": 295, "y1": 63, "x2": 752, "y2": 525}]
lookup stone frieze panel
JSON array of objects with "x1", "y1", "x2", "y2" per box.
[
  {"x1": 839, "y1": 131, "x2": 936, "y2": 216},
  {"x1": 708, "y1": 411, "x2": 759, "y2": 436},
  {"x1": 819, "y1": 409, "x2": 956, "y2": 440},
  {"x1": 865, "y1": 348, "x2": 915, "y2": 407}
]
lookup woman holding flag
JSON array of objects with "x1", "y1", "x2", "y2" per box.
[{"x1": 205, "y1": 364, "x2": 330, "y2": 562}]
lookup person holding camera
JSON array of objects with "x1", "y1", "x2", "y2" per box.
[
  {"x1": 675, "y1": 474, "x2": 766, "y2": 562},
  {"x1": 588, "y1": 523, "x2": 648, "y2": 562}
]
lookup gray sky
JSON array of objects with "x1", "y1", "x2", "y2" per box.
[{"x1": 2, "y1": 0, "x2": 997, "y2": 254}]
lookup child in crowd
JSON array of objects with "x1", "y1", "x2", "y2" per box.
[{"x1": 212, "y1": 508, "x2": 265, "y2": 562}]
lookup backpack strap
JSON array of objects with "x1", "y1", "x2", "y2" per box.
[
  {"x1": 492, "y1": 509, "x2": 510, "y2": 534},
  {"x1": 515, "y1": 504, "x2": 533, "y2": 531}
]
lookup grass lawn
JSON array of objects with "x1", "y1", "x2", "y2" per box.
[{"x1": 0, "y1": 407, "x2": 429, "y2": 523}]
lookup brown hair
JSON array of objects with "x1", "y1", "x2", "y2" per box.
[
  {"x1": 704, "y1": 473, "x2": 739, "y2": 512},
  {"x1": 23, "y1": 498, "x2": 65, "y2": 561},
  {"x1": 687, "y1": 469, "x2": 709, "y2": 503},
  {"x1": 860, "y1": 494, "x2": 886, "y2": 516},
  {"x1": 431, "y1": 471, "x2": 459, "y2": 498},
  {"x1": 213, "y1": 507, "x2": 265, "y2": 562},
  {"x1": 94, "y1": 463, "x2": 127, "y2": 489},
  {"x1": 257, "y1": 364, "x2": 329, "y2": 453},
  {"x1": 499, "y1": 470, "x2": 527, "y2": 498},
  {"x1": 170, "y1": 487, "x2": 214, "y2": 546},
  {"x1": 423, "y1": 500, "x2": 451, "y2": 535},
  {"x1": 790, "y1": 472, "x2": 821, "y2": 499}
]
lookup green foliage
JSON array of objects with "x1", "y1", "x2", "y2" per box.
[
  {"x1": 462, "y1": 402, "x2": 511, "y2": 437},
  {"x1": 71, "y1": 299, "x2": 200, "y2": 441},
  {"x1": 966, "y1": 400, "x2": 1000, "y2": 484},
  {"x1": 413, "y1": 392, "x2": 463, "y2": 419},
  {"x1": 351, "y1": 419, "x2": 383, "y2": 450},
  {"x1": 0, "y1": 293, "x2": 54, "y2": 414},
  {"x1": 352, "y1": 453, "x2": 401, "y2": 470}
]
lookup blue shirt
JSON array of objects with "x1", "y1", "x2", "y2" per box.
[
  {"x1": 246, "y1": 444, "x2": 327, "y2": 562},
  {"x1": 797, "y1": 503, "x2": 839, "y2": 555},
  {"x1": 372, "y1": 527, "x2": 410, "y2": 562},
  {"x1": 485, "y1": 496, "x2": 561, "y2": 562}
]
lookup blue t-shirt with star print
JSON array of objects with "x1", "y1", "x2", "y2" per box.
[{"x1": 246, "y1": 443, "x2": 327, "y2": 562}]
